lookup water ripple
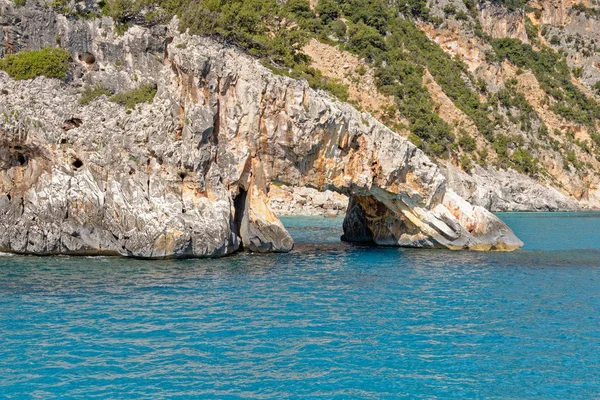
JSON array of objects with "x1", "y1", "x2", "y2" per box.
[{"x1": 1, "y1": 213, "x2": 600, "y2": 398}]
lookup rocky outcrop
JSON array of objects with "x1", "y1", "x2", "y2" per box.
[
  {"x1": 541, "y1": 0, "x2": 568, "y2": 27},
  {"x1": 268, "y1": 185, "x2": 348, "y2": 216},
  {"x1": 0, "y1": 4, "x2": 523, "y2": 257},
  {"x1": 442, "y1": 163, "x2": 582, "y2": 211},
  {"x1": 479, "y1": 2, "x2": 529, "y2": 43}
]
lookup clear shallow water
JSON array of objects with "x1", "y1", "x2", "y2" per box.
[{"x1": 1, "y1": 213, "x2": 600, "y2": 398}]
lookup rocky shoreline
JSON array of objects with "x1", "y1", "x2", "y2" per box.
[{"x1": 0, "y1": 2, "x2": 524, "y2": 256}]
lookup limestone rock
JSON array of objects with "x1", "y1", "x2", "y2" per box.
[
  {"x1": 0, "y1": 7, "x2": 523, "y2": 256},
  {"x1": 442, "y1": 162, "x2": 582, "y2": 211},
  {"x1": 268, "y1": 185, "x2": 348, "y2": 216},
  {"x1": 479, "y1": 2, "x2": 529, "y2": 43}
]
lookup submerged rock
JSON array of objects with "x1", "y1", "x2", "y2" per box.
[{"x1": 0, "y1": 12, "x2": 522, "y2": 256}]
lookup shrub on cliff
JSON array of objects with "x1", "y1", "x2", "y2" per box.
[
  {"x1": 109, "y1": 84, "x2": 157, "y2": 109},
  {"x1": 80, "y1": 85, "x2": 113, "y2": 105},
  {"x1": 0, "y1": 48, "x2": 71, "y2": 80},
  {"x1": 593, "y1": 81, "x2": 600, "y2": 96}
]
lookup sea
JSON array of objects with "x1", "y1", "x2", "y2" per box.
[{"x1": 1, "y1": 212, "x2": 599, "y2": 398}]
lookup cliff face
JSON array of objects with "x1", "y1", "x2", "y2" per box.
[
  {"x1": 479, "y1": 2, "x2": 529, "y2": 43},
  {"x1": 0, "y1": 4, "x2": 523, "y2": 256}
]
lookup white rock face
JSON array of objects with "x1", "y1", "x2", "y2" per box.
[
  {"x1": 268, "y1": 185, "x2": 348, "y2": 216},
  {"x1": 0, "y1": 12, "x2": 523, "y2": 256},
  {"x1": 442, "y1": 163, "x2": 582, "y2": 211}
]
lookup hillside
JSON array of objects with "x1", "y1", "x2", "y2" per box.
[{"x1": 295, "y1": 0, "x2": 600, "y2": 210}]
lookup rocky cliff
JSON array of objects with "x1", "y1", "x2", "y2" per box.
[{"x1": 0, "y1": 2, "x2": 522, "y2": 256}]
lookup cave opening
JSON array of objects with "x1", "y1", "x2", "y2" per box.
[
  {"x1": 72, "y1": 158, "x2": 84, "y2": 170},
  {"x1": 232, "y1": 188, "x2": 248, "y2": 250},
  {"x1": 16, "y1": 153, "x2": 26, "y2": 166}
]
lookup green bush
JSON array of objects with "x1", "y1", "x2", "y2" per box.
[
  {"x1": 397, "y1": 0, "x2": 430, "y2": 19},
  {"x1": 109, "y1": 84, "x2": 157, "y2": 109},
  {"x1": 455, "y1": 10, "x2": 468, "y2": 20},
  {"x1": 315, "y1": 0, "x2": 340, "y2": 24},
  {"x1": 512, "y1": 148, "x2": 538, "y2": 174},
  {"x1": 525, "y1": 16, "x2": 539, "y2": 45},
  {"x1": 0, "y1": 48, "x2": 71, "y2": 80},
  {"x1": 593, "y1": 81, "x2": 600, "y2": 96},
  {"x1": 443, "y1": 4, "x2": 456, "y2": 15},
  {"x1": 346, "y1": 22, "x2": 385, "y2": 59},
  {"x1": 330, "y1": 20, "x2": 347, "y2": 40},
  {"x1": 459, "y1": 154, "x2": 472, "y2": 170},
  {"x1": 492, "y1": 133, "x2": 538, "y2": 175},
  {"x1": 458, "y1": 133, "x2": 477, "y2": 152},
  {"x1": 80, "y1": 85, "x2": 113, "y2": 105}
]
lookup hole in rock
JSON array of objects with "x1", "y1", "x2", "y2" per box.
[
  {"x1": 62, "y1": 118, "x2": 83, "y2": 131},
  {"x1": 232, "y1": 188, "x2": 248, "y2": 249},
  {"x1": 72, "y1": 158, "x2": 84, "y2": 170},
  {"x1": 179, "y1": 172, "x2": 187, "y2": 180},
  {"x1": 78, "y1": 52, "x2": 96, "y2": 64},
  {"x1": 16, "y1": 154, "x2": 26, "y2": 166}
]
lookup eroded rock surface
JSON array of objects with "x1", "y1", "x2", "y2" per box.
[
  {"x1": 268, "y1": 185, "x2": 348, "y2": 216},
  {"x1": 0, "y1": 8, "x2": 523, "y2": 256},
  {"x1": 479, "y1": 2, "x2": 529, "y2": 43},
  {"x1": 442, "y1": 162, "x2": 581, "y2": 211}
]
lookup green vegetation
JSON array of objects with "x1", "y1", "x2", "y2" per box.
[
  {"x1": 492, "y1": 133, "x2": 539, "y2": 174},
  {"x1": 492, "y1": 83, "x2": 538, "y2": 132},
  {"x1": 382, "y1": 19, "x2": 494, "y2": 140},
  {"x1": 13, "y1": 0, "x2": 25, "y2": 7},
  {"x1": 593, "y1": 81, "x2": 600, "y2": 96},
  {"x1": 458, "y1": 133, "x2": 476, "y2": 152},
  {"x1": 550, "y1": 35, "x2": 561, "y2": 46},
  {"x1": 459, "y1": 154, "x2": 472, "y2": 171},
  {"x1": 443, "y1": 4, "x2": 456, "y2": 15},
  {"x1": 80, "y1": 85, "x2": 112, "y2": 105},
  {"x1": 524, "y1": 16, "x2": 539, "y2": 45},
  {"x1": 570, "y1": 3, "x2": 600, "y2": 18},
  {"x1": 493, "y1": 0, "x2": 528, "y2": 11},
  {"x1": 109, "y1": 84, "x2": 157, "y2": 109},
  {"x1": 491, "y1": 38, "x2": 600, "y2": 128},
  {"x1": 0, "y1": 48, "x2": 71, "y2": 81}
]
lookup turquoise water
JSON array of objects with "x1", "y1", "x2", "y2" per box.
[{"x1": 1, "y1": 213, "x2": 600, "y2": 398}]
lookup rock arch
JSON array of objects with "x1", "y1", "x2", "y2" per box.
[
  {"x1": 0, "y1": 31, "x2": 522, "y2": 258},
  {"x1": 171, "y1": 36, "x2": 523, "y2": 252}
]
